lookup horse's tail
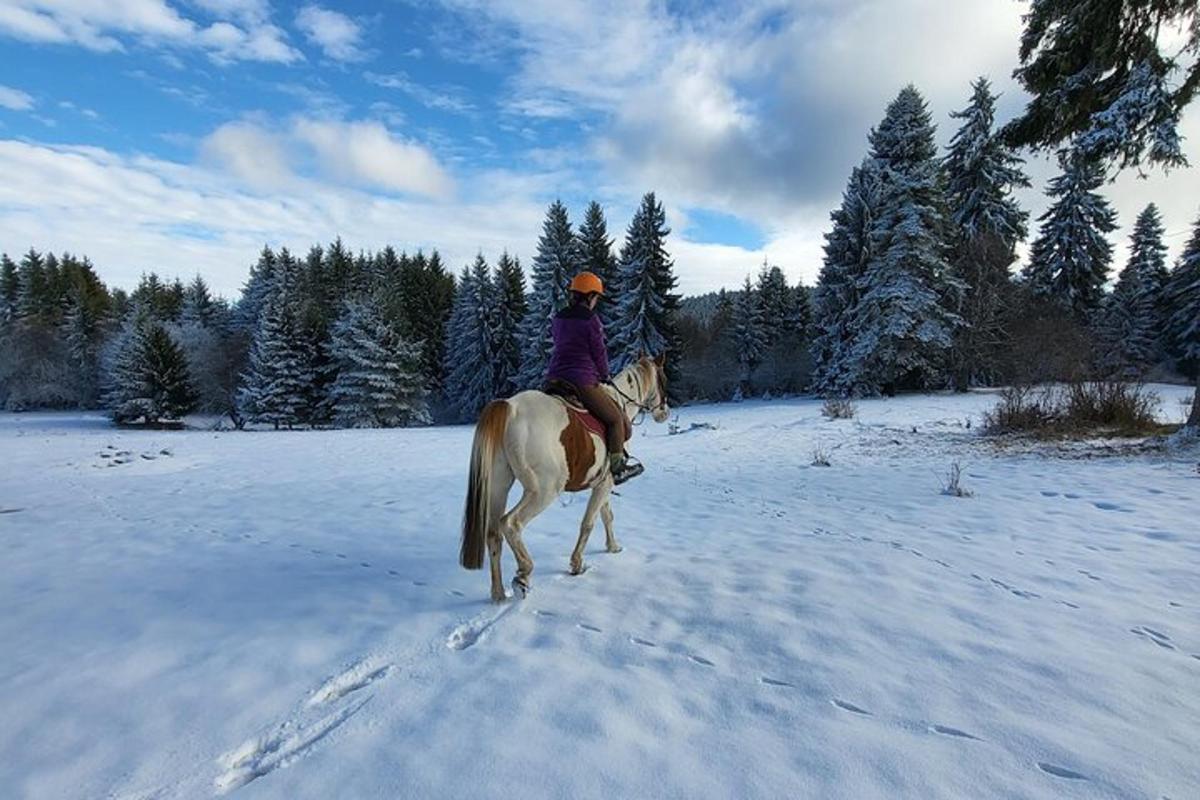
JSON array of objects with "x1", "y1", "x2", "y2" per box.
[{"x1": 460, "y1": 399, "x2": 509, "y2": 569}]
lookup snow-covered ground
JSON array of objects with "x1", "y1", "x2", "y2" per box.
[{"x1": 2, "y1": 387, "x2": 1198, "y2": 800}]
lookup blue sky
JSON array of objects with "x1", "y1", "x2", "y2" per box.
[{"x1": 1, "y1": 1, "x2": 1197, "y2": 299}]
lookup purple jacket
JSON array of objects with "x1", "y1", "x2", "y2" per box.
[{"x1": 545, "y1": 303, "x2": 611, "y2": 387}]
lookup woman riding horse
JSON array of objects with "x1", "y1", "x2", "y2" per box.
[{"x1": 544, "y1": 271, "x2": 641, "y2": 485}]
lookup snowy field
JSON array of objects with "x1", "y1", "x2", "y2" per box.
[{"x1": 2, "y1": 387, "x2": 1198, "y2": 800}]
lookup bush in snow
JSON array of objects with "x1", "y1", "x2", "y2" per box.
[
  {"x1": 940, "y1": 462, "x2": 973, "y2": 497},
  {"x1": 811, "y1": 444, "x2": 831, "y2": 467},
  {"x1": 821, "y1": 396, "x2": 857, "y2": 420},
  {"x1": 983, "y1": 381, "x2": 1161, "y2": 437}
]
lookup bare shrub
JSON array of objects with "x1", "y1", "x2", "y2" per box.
[
  {"x1": 821, "y1": 396, "x2": 857, "y2": 419},
  {"x1": 811, "y1": 444, "x2": 831, "y2": 467},
  {"x1": 940, "y1": 462, "x2": 973, "y2": 497},
  {"x1": 983, "y1": 381, "x2": 1162, "y2": 437},
  {"x1": 981, "y1": 385, "x2": 1056, "y2": 433}
]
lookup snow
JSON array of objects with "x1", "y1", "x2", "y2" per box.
[{"x1": 1, "y1": 388, "x2": 1198, "y2": 800}]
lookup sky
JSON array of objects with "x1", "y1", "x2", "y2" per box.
[{"x1": 0, "y1": 0, "x2": 1198, "y2": 301}]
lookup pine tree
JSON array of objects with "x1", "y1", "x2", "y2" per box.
[
  {"x1": 1024, "y1": 152, "x2": 1118, "y2": 319},
  {"x1": 731, "y1": 275, "x2": 766, "y2": 397},
  {"x1": 61, "y1": 292, "x2": 100, "y2": 407},
  {"x1": 609, "y1": 192, "x2": 680, "y2": 382},
  {"x1": 0, "y1": 254, "x2": 18, "y2": 325},
  {"x1": 17, "y1": 249, "x2": 48, "y2": 320},
  {"x1": 843, "y1": 87, "x2": 961, "y2": 395},
  {"x1": 1101, "y1": 203, "x2": 1170, "y2": 376},
  {"x1": 1003, "y1": 0, "x2": 1197, "y2": 171},
  {"x1": 756, "y1": 263, "x2": 793, "y2": 345},
  {"x1": 811, "y1": 160, "x2": 883, "y2": 396},
  {"x1": 944, "y1": 77, "x2": 1031, "y2": 388},
  {"x1": 443, "y1": 256, "x2": 500, "y2": 421},
  {"x1": 238, "y1": 251, "x2": 314, "y2": 429},
  {"x1": 105, "y1": 314, "x2": 196, "y2": 425},
  {"x1": 516, "y1": 200, "x2": 580, "y2": 389},
  {"x1": 1165, "y1": 215, "x2": 1200, "y2": 427},
  {"x1": 235, "y1": 246, "x2": 277, "y2": 330},
  {"x1": 329, "y1": 295, "x2": 430, "y2": 428},
  {"x1": 493, "y1": 251, "x2": 527, "y2": 397},
  {"x1": 577, "y1": 201, "x2": 618, "y2": 326},
  {"x1": 181, "y1": 275, "x2": 217, "y2": 327}
]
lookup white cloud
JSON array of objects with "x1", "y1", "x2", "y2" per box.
[
  {"x1": 295, "y1": 4, "x2": 366, "y2": 62},
  {"x1": 0, "y1": 84, "x2": 35, "y2": 111},
  {"x1": 199, "y1": 117, "x2": 454, "y2": 199},
  {"x1": 0, "y1": 0, "x2": 302, "y2": 63},
  {"x1": 365, "y1": 71, "x2": 475, "y2": 114}
]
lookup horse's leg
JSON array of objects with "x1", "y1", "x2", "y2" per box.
[
  {"x1": 498, "y1": 483, "x2": 555, "y2": 597},
  {"x1": 487, "y1": 460, "x2": 515, "y2": 603},
  {"x1": 601, "y1": 489, "x2": 621, "y2": 553},
  {"x1": 570, "y1": 483, "x2": 610, "y2": 575}
]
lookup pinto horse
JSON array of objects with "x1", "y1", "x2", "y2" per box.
[{"x1": 459, "y1": 355, "x2": 670, "y2": 602}]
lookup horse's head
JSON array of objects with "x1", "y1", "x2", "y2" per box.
[{"x1": 641, "y1": 353, "x2": 670, "y2": 423}]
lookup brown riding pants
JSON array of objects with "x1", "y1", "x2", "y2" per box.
[{"x1": 577, "y1": 384, "x2": 631, "y2": 456}]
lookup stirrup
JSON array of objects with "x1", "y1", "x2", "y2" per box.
[{"x1": 611, "y1": 455, "x2": 644, "y2": 486}]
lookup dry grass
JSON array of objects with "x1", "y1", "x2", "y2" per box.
[
  {"x1": 983, "y1": 381, "x2": 1165, "y2": 438},
  {"x1": 821, "y1": 396, "x2": 857, "y2": 420}
]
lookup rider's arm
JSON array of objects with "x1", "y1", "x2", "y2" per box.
[{"x1": 589, "y1": 316, "x2": 611, "y2": 382}]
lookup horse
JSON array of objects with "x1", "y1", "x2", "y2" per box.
[{"x1": 459, "y1": 354, "x2": 670, "y2": 602}]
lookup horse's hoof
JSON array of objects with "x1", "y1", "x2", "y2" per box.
[
  {"x1": 491, "y1": 591, "x2": 508, "y2": 604},
  {"x1": 511, "y1": 577, "x2": 529, "y2": 598},
  {"x1": 607, "y1": 545, "x2": 623, "y2": 554},
  {"x1": 569, "y1": 563, "x2": 588, "y2": 576}
]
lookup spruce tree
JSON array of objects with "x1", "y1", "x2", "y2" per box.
[
  {"x1": 944, "y1": 77, "x2": 1031, "y2": 388},
  {"x1": 443, "y1": 256, "x2": 500, "y2": 421},
  {"x1": 577, "y1": 201, "x2": 618, "y2": 326},
  {"x1": 105, "y1": 314, "x2": 196, "y2": 425},
  {"x1": 0, "y1": 254, "x2": 18, "y2": 324},
  {"x1": 731, "y1": 275, "x2": 766, "y2": 397},
  {"x1": 516, "y1": 200, "x2": 580, "y2": 389},
  {"x1": 756, "y1": 263, "x2": 793, "y2": 345},
  {"x1": 845, "y1": 87, "x2": 961, "y2": 394},
  {"x1": 1024, "y1": 152, "x2": 1118, "y2": 320},
  {"x1": 17, "y1": 249, "x2": 48, "y2": 320},
  {"x1": 329, "y1": 295, "x2": 429, "y2": 427},
  {"x1": 235, "y1": 246, "x2": 277, "y2": 331},
  {"x1": 609, "y1": 192, "x2": 680, "y2": 381},
  {"x1": 811, "y1": 160, "x2": 883, "y2": 396},
  {"x1": 1101, "y1": 203, "x2": 1170, "y2": 376},
  {"x1": 1004, "y1": 0, "x2": 1196, "y2": 171},
  {"x1": 493, "y1": 251, "x2": 527, "y2": 397},
  {"x1": 181, "y1": 275, "x2": 217, "y2": 327},
  {"x1": 1165, "y1": 215, "x2": 1200, "y2": 427}
]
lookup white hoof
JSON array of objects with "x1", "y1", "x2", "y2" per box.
[{"x1": 511, "y1": 577, "x2": 529, "y2": 599}]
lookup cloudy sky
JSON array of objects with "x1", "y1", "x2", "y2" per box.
[{"x1": 1, "y1": 0, "x2": 1197, "y2": 300}]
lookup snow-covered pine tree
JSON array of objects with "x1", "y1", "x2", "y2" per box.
[
  {"x1": 0, "y1": 254, "x2": 18, "y2": 325},
  {"x1": 328, "y1": 294, "x2": 429, "y2": 428},
  {"x1": 237, "y1": 251, "x2": 314, "y2": 429},
  {"x1": 609, "y1": 192, "x2": 680, "y2": 381},
  {"x1": 493, "y1": 251, "x2": 527, "y2": 397},
  {"x1": 1024, "y1": 152, "x2": 1118, "y2": 319},
  {"x1": 516, "y1": 200, "x2": 580, "y2": 389},
  {"x1": 1100, "y1": 203, "x2": 1170, "y2": 377},
  {"x1": 756, "y1": 263, "x2": 793, "y2": 345},
  {"x1": 731, "y1": 275, "x2": 766, "y2": 397},
  {"x1": 181, "y1": 275, "x2": 217, "y2": 327},
  {"x1": 443, "y1": 256, "x2": 500, "y2": 421},
  {"x1": 577, "y1": 201, "x2": 618, "y2": 326},
  {"x1": 810, "y1": 159, "x2": 884, "y2": 396},
  {"x1": 104, "y1": 312, "x2": 195, "y2": 425},
  {"x1": 17, "y1": 249, "x2": 49, "y2": 320},
  {"x1": 1165, "y1": 214, "x2": 1200, "y2": 428},
  {"x1": 845, "y1": 86, "x2": 962, "y2": 395},
  {"x1": 944, "y1": 77, "x2": 1031, "y2": 388},
  {"x1": 235, "y1": 247, "x2": 277, "y2": 330},
  {"x1": 61, "y1": 292, "x2": 100, "y2": 407}
]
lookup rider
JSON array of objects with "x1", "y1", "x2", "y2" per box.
[{"x1": 545, "y1": 272, "x2": 641, "y2": 485}]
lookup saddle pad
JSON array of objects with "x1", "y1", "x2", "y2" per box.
[{"x1": 565, "y1": 403, "x2": 606, "y2": 439}]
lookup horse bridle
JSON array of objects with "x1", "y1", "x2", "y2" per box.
[{"x1": 607, "y1": 362, "x2": 667, "y2": 425}]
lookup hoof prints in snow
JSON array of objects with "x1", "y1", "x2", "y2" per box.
[
  {"x1": 929, "y1": 725, "x2": 980, "y2": 740},
  {"x1": 577, "y1": 623, "x2": 602, "y2": 633},
  {"x1": 308, "y1": 660, "x2": 391, "y2": 707},
  {"x1": 214, "y1": 699, "x2": 368, "y2": 794},
  {"x1": 1130, "y1": 626, "x2": 1176, "y2": 650},
  {"x1": 832, "y1": 699, "x2": 871, "y2": 715},
  {"x1": 1036, "y1": 762, "x2": 1089, "y2": 781},
  {"x1": 446, "y1": 604, "x2": 515, "y2": 651},
  {"x1": 760, "y1": 677, "x2": 793, "y2": 687},
  {"x1": 687, "y1": 654, "x2": 714, "y2": 667}
]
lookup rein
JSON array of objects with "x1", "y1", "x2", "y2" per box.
[{"x1": 606, "y1": 364, "x2": 665, "y2": 426}]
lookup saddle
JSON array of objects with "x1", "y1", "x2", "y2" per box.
[{"x1": 542, "y1": 379, "x2": 606, "y2": 439}]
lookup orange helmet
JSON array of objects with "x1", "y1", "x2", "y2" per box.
[{"x1": 569, "y1": 271, "x2": 604, "y2": 296}]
